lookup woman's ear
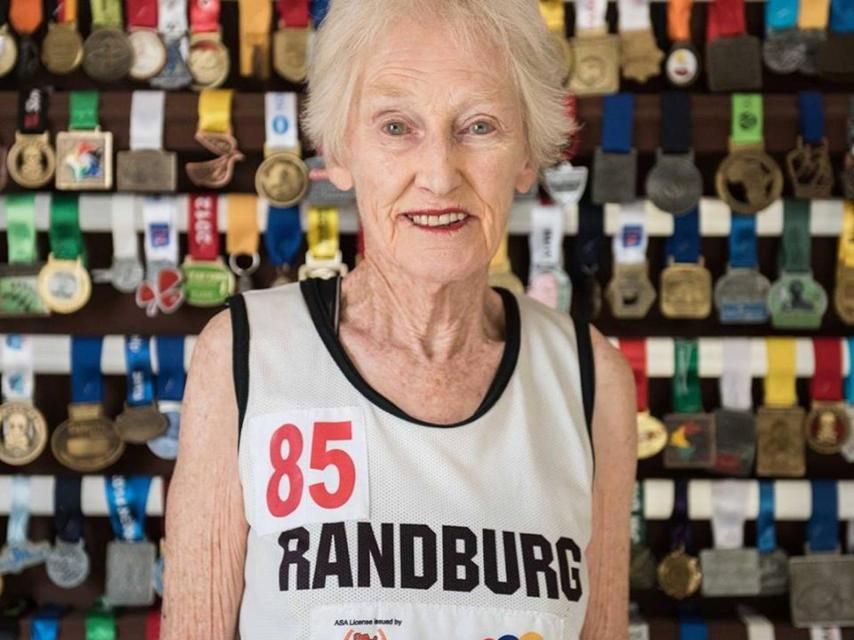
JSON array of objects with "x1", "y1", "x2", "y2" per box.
[
  {"x1": 514, "y1": 159, "x2": 538, "y2": 194},
  {"x1": 327, "y1": 163, "x2": 355, "y2": 192}
]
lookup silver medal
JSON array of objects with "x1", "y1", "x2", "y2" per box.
[
  {"x1": 46, "y1": 539, "x2": 90, "y2": 589},
  {"x1": 700, "y1": 548, "x2": 761, "y2": 596},
  {"x1": 798, "y1": 30, "x2": 826, "y2": 76},
  {"x1": 762, "y1": 30, "x2": 806, "y2": 74},
  {"x1": 92, "y1": 257, "x2": 145, "y2": 294},
  {"x1": 0, "y1": 540, "x2": 51, "y2": 574},
  {"x1": 759, "y1": 548, "x2": 789, "y2": 595},
  {"x1": 543, "y1": 162, "x2": 589, "y2": 206},
  {"x1": 591, "y1": 147, "x2": 638, "y2": 204},
  {"x1": 645, "y1": 150, "x2": 702, "y2": 215},
  {"x1": 789, "y1": 555, "x2": 854, "y2": 627},
  {"x1": 105, "y1": 539, "x2": 157, "y2": 606},
  {"x1": 714, "y1": 268, "x2": 771, "y2": 324},
  {"x1": 147, "y1": 401, "x2": 180, "y2": 460},
  {"x1": 151, "y1": 36, "x2": 192, "y2": 90}
]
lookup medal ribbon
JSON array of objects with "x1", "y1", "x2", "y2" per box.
[
  {"x1": 145, "y1": 609, "x2": 161, "y2": 640},
  {"x1": 158, "y1": 0, "x2": 187, "y2": 36},
  {"x1": 766, "y1": 0, "x2": 799, "y2": 30},
  {"x1": 811, "y1": 338, "x2": 843, "y2": 401},
  {"x1": 143, "y1": 196, "x2": 179, "y2": 267},
  {"x1": 49, "y1": 195, "x2": 84, "y2": 261},
  {"x1": 309, "y1": 0, "x2": 329, "y2": 27},
  {"x1": 188, "y1": 194, "x2": 220, "y2": 261},
  {"x1": 602, "y1": 93, "x2": 634, "y2": 153},
  {"x1": 189, "y1": 0, "x2": 218, "y2": 32},
  {"x1": 226, "y1": 194, "x2": 260, "y2": 257},
  {"x1": 618, "y1": 0, "x2": 653, "y2": 30},
  {"x1": 730, "y1": 94, "x2": 763, "y2": 146},
  {"x1": 130, "y1": 91, "x2": 166, "y2": 150},
  {"x1": 69, "y1": 91, "x2": 100, "y2": 131},
  {"x1": 808, "y1": 480, "x2": 839, "y2": 552},
  {"x1": 56, "y1": 0, "x2": 78, "y2": 23},
  {"x1": 847, "y1": 338, "x2": 854, "y2": 402},
  {"x1": 265, "y1": 206, "x2": 303, "y2": 269},
  {"x1": 661, "y1": 91, "x2": 692, "y2": 153},
  {"x1": 530, "y1": 205, "x2": 564, "y2": 271},
  {"x1": 124, "y1": 335, "x2": 155, "y2": 408},
  {"x1": 575, "y1": 0, "x2": 608, "y2": 32},
  {"x1": 277, "y1": 0, "x2": 308, "y2": 27},
  {"x1": 105, "y1": 475, "x2": 151, "y2": 542},
  {"x1": 85, "y1": 601, "x2": 116, "y2": 640},
  {"x1": 673, "y1": 338, "x2": 702, "y2": 412},
  {"x1": 839, "y1": 201, "x2": 854, "y2": 269},
  {"x1": 670, "y1": 478, "x2": 692, "y2": 550},
  {"x1": 620, "y1": 339, "x2": 650, "y2": 412},
  {"x1": 89, "y1": 0, "x2": 123, "y2": 28},
  {"x1": 31, "y1": 607, "x2": 61, "y2": 640},
  {"x1": 711, "y1": 480, "x2": 749, "y2": 548},
  {"x1": 238, "y1": 0, "x2": 272, "y2": 77},
  {"x1": 678, "y1": 613, "x2": 708, "y2": 640},
  {"x1": 156, "y1": 336, "x2": 185, "y2": 401},
  {"x1": 9, "y1": 0, "x2": 42, "y2": 33},
  {"x1": 55, "y1": 475, "x2": 84, "y2": 544},
  {"x1": 631, "y1": 482, "x2": 647, "y2": 545},
  {"x1": 720, "y1": 338, "x2": 753, "y2": 410},
  {"x1": 574, "y1": 202, "x2": 604, "y2": 278},
  {"x1": 265, "y1": 92, "x2": 299, "y2": 152},
  {"x1": 307, "y1": 206, "x2": 340, "y2": 260},
  {"x1": 71, "y1": 336, "x2": 104, "y2": 403},
  {"x1": 126, "y1": 0, "x2": 156, "y2": 27},
  {"x1": 665, "y1": 206, "x2": 700, "y2": 264},
  {"x1": 7, "y1": 475, "x2": 31, "y2": 546},
  {"x1": 198, "y1": 89, "x2": 232, "y2": 134},
  {"x1": 798, "y1": 0, "x2": 830, "y2": 28},
  {"x1": 764, "y1": 338, "x2": 797, "y2": 407},
  {"x1": 729, "y1": 214, "x2": 759, "y2": 268},
  {"x1": 613, "y1": 203, "x2": 648, "y2": 265},
  {"x1": 667, "y1": 0, "x2": 693, "y2": 41},
  {"x1": 0, "y1": 0, "x2": 8, "y2": 25},
  {"x1": 19, "y1": 88, "x2": 48, "y2": 134},
  {"x1": 829, "y1": 0, "x2": 854, "y2": 31},
  {"x1": 799, "y1": 91, "x2": 825, "y2": 144},
  {"x1": 757, "y1": 480, "x2": 777, "y2": 553},
  {"x1": 779, "y1": 199, "x2": 811, "y2": 273},
  {"x1": 2, "y1": 335, "x2": 35, "y2": 401},
  {"x1": 109, "y1": 194, "x2": 139, "y2": 264},
  {"x1": 539, "y1": 0, "x2": 566, "y2": 33},
  {"x1": 706, "y1": 0, "x2": 746, "y2": 40},
  {"x1": 5, "y1": 195, "x2": 37, "y2": 264}
]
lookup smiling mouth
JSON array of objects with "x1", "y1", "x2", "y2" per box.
[{"x1": 402, "y1": 209, "x2": 471, "y2": 231}]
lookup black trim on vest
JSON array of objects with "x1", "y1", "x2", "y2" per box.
[
  {"x1": 571, "y1": 313, "x2": 596, "y2": 459},
  {"x1": 300, "y1": 277, "x2": 521, "y2": 429},
  {"x1": 226, "y1": 293, "x2": 250, "y2": 436}
]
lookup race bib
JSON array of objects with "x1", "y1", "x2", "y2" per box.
[
  {"x1": 310, "y1": 601, "x2": 565, "y2": 639},
  {"x1": 248, "y1": 407, "x2": 370, "y2": 536}
]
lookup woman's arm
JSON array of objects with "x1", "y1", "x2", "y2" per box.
[
  {"x1": 581, "y1": 327, "x2": 638, "y2": 640},
  {"x1": 161, "y1": 310, "x2": 248, "y2": 640}
]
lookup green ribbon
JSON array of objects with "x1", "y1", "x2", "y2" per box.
[
  {"x1": 672, "y1": 338, "x2": 703, "y2": 413},
  {"x1": 779, "y1": 199, "x2": 811, "y2": 273},
  {"x1": 5, "y1": 195, "x2": 37, "y2": 264},
  {"x1": 731, "y1": 93, "x2": 763, "y2": 146},
  {"x1": 631, "y1": 482, "x2": 646, "y2": 546},
  {"x1": 69, "y1": 91, "x2": 100, "y2": 131},
  {"x1": 49, "y1": 194, "x2": 85, "y2": 262},
  {"x1": 89, "y1": 0, "x2": 123, "y2": 28},
  {"x1": 85, "y1": 599, "x2": 116, "y2": 640}
]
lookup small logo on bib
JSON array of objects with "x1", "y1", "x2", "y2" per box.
[{"x1": 485, "y1": 634, "x2": 544, "y2": 640}]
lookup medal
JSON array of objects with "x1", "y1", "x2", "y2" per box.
[
  {"x1": 796, "y1": 0, "x2": 831, "y2": 75},
  {"x1": 620, "y1": 339, "x2": 667, "y2": 459},
  {"x1": 756, "y1": 338, "x2": 806, "y2": 477},
  {"x1": 180, "y1": 194, "x2": 234, "y2": 305},
  {"x1": 104, "y1": 476, "x2": 157, "y2": 606},
  {"x1": 126, "y1": 0, "x2": 166, "y2": 79},
  {"x1": 569, "y1": 0, "x2": 619, "y2": 95},
  {"x1": 82, "y1": 0, "x2": 133, "y2": 81},
  {"x1": 606, "y1": 205, "x2": 656, "y2": 318},
  {"x1": 91, "y1": 195, "x2": 145, "y2": 294},
  {"x1": 37, "y1": 195, "x2": 92, "y2": 314},
  {"x1": 115, "y1": 336, "x2": 169, "y2": 443},
  {"x1": 617, "y1": 0, "x2": 663, "y2": 82},
  {"x1": 715, "y1": 94, "x2": 782, "y2": 214},
  {"x1": 150, "y1": 0, "x2": 192, "y2": 89},
  {"x1": 46, "y1": 476, "x2": 90, "y2": 589},
  {"x1": 55, "y1": 91, "x2": 113, "y2": 191},
  {"x1": 238, "y1": 0, "x2": 271, "y2": 79},
  {"x1": 7, "y1": 89, "x2": 56, "y2": 190},
  {"x1": 51, "y1": 338, "x2": 125, "y2": 472},
  {"x1": 762, "y1": 0, "x2": 804, "y2": 73},
  {"x1": 629, "y1": 483, "x2": 657, "y2": 590},
  {"x1": 817, "y1": 1, "x2": 854, "y2": 82},
  {"x1": 188, "y1": 0, "x2": 229, "y2": 88},
  {"x1": 273, "y1": 0, "x2": 310, "y2": 82},
  {"x1": 256, "y1": 92, "x2": 309, "y2": 207},
  {"x1": 136, "y1": 196, "x2": 185, "y2": 316},
  {"x1": 41, "y1": 0, "x2": 84, "y2": 74},
  {"x1": 592, "y1": 93, "x2": 637, "y2": 205},
  {"x1": 9, "y1": 0, "x2": 42, "y2": 79},
  {"x1": 264, "y1": 204, "x2": 302, "y2": 287},
  {"x1": 227, "y1": 194, "x2": 261, "y2": 293},
  {"x1": 147, "y1": 336, "x2": 186, "y2": 460},
  {"x1": 488, "y1": 234, "x2": 524, "y2": 296},
  {"x1": 714, "y1": 214, "x2": 770, "y2": 323},
  {"x1": 657, "y1": 479, "x2": 702, "y2": 599},
  {"x1": 572, "y1": 202, "x2": 604, "y2": 319},
  {"x1": 786, "y1": 91, "x2": 834, "y2": 199},
  {"x1": 713, "y1": 339, "x2": 756, "y2": 476},
  {"x1": 526, "y1": 205, "x2": 571, "y2": 312},
  {"x1": 298, "y1": 206, "x2": 348, "y2": 280},
  {"x1": 117, "y1": 91, "x2": 177, "y2": 192},
  {"x1": 755, "y1": 481, "x2": 789, "y2": 595},
  {"x1": 705, "y1": 0, "x2": 761, "y2": 91},
  {"x1": 664, "y1": 339, "x2": 716, "y2": 469},
  {"x1": 0, "y1": 477, "x2": 51, "y2": 575},
  {"x1": 0, "y1": 195, "x2": 49, "y2": 317},
  {"x1": 0, "y1": 0, "x2": 17, "y2": 77},
  {"x1": 804, "y1": 339, "x2": 850, "y2": 455},
  {"x1": 645, "y1": 92, "x2": 701, "y2": 215},
  {"x1": 186, "y1": 89, "x2": 244, "y2": 189},
  {"x1": 659, "y1": 208, "x2": 711, "y2": 319},
  {"x1": 0, "y1": 336, "x2": 47, "y2": 466},
  {"x1": 835, "y1": 201, "x2": 854, "y2": 323},
  {"x1": 844, "y1": 100, "x2": 854, "y2": 200}
]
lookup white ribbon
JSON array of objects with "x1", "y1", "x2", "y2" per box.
[
  {"x1": 737, "y1": 607, "x2": 776, "y2": 640},
  {"x1": 130, "y1": 91, "x2": 166, "y2": 151},
  {"x1": 618, "y1": 0, "x2": 653, "y2": 31},
  {"x1": 529, "y1": 205, "x2": 564, "y2": 270},
  {"x1": 720, "y1": 338, "x2": 753, "y2": 411},
  {"x1": 142, "y1": 196, "x2": 179, "y2": 266},
  {"x1": 110, "y1": 195, "x2": 141, "y2": 263},
  {"x1": 1, "y1": 335, "x2": 34, "y2": 402},
  {"x1": 158, "y1": 0, "x2": 188, "y2": 37},
  {"x1": 575, "y1": 0, "x2": 608, "y2": 31},
  {"x1": 711, "y1": 480, "x2": 749, "y2": 549},
  {"x1": 265, "y1": 92, "x2": 299, "y2": 150}
]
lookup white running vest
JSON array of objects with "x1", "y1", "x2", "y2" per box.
[{"x1": 234, "y1": 281, "x2": 594, "y2": 640}]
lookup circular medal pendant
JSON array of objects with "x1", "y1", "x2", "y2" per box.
[
  {"x1": 41, "y1": 23, "x2": 84, "y2": 75},
  {"x1": 255, "y1": 151, "x2": 310, "y2": 207},
  {"x1": 46, "y1": 540, "x2": 90, "y2": 589},
  {"x1": 665, "y1": 43, "x2": 699, "y2": 87},
  {"x1": 636, "y1": 411, "x2": 667, "y2": 459},
  {"x1": 762, "y1": 30, "x2": 806, "y2": 74},
  {"x1": 188, "y1": 37, "x2": 229, "y2": 88},
  {"x1": 37, "y1": 256, "x2": 92, "y2": 314},
  {"x1": 128, "y1": 29, "x2": 167, "y2": 80},
  {"x1": 767, "y1": 272, "x2": 828, "y2": 329},
  {"x1": 147, "y1": 402, "x2": 180, "y2": 460},
  {"x1": 657, "y1": 547, "x2": 702, "y2": 599},
  {"x1": 0, "y1": 402, "x2": 48, "y2": 466},
  {"x1": 715, "y1": 149, "x2": 783, "y2": 214},
  {"x1": 0, "y1": 30, "x2": 18, "y2": 77},
  {"x1": 645, "y1": 152, "x2": 703, "y2": 215},
  {"x1": 114, "y1": 404, "x2": 169, "y2": 444},
  {"x1": 110, "y1": 257, "x2": 146, "y2": 294},
  {"x1": 805, "y1": 404, "x2": 850, "y2": 454},
  {"x1": 51, "y1": 403, "x2": 125, "y2": 473},
  {"x1": 82, "y1": 28, "x2": 133, "y2": 82},
  {"x1": 7, "y1": 132, "x2": 56, "y2": 189}
]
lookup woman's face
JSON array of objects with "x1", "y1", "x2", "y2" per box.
[{"x1": 328, "y1": 18, "x2": 537, "y2": 285}]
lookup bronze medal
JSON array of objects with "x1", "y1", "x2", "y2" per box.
[
  {"x1": 804, "y1": 402, "x2": 850, "y2": 455},
  {"x1": 785, "y1": 137, "x2": 834, "y2": 199},
  {"x1": 659, "y1": 262, "x2": 712, "y2": 319},
  {"x1": 636, "y1": 411, "x2": 667, "y2": 459},
  {"x1": 657, "y1": 546, "x2": 702, "y2": 599},
  {"x1": 186, "y1": 130, "x2": 245, "y2": 189},
  {"x1": 41, "y1": 22, "x2": 84, "y2": 75},
  {"x1": 619, "y1": 29, "x2": 663, "y2": 83},
  {"x1": 255, "y1": 151, "x2": 309, "y2": 207},
  {"x1": 605, "y1": 263, "x2": 656, "y2": 319},
  {"x1": 706, "y1": 34, "x2": 762, "y2": 92},
  {"x1": 7, "y1": 132, "x2": 56, "y2": 189},
  {"x1": 756, "y1": 405, "x2": 806, "y2": 477},
  {"x1": 188, "y1": 34, "x2": 229, "y2": 89},
  {"x1": 116, "y1": 149, "x2": 177, "y2": 192},
  {"x1": 82, "y1": 27, "x2": 133, "y2": 82},
  {"x1": 569, "y1": 34, "x2": 619, "y2": 96},
  {"x1": 51, "y1": 403, "x2": 125, "y2": 472},
  {"x1": 715, "y1": 146, "x2": 783, "y2": 214},
  {"x1": 114, "y1": 403, "x2": 169, "y2": 444},
  {"x1": 273, "y1": 27, "x2": 308, "y2": 82},
  {"x1": 834, "y1": 264, "x2": 854, "y2": 324},
  {"x1": 0, "y1": 401, "x2": 48, "y2": 466}
]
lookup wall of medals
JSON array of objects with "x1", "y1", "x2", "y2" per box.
[{"x1": 0, "y1": 0, "x2": 851, "y2": 635}]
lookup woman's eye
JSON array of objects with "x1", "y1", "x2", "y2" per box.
[
  {"x1": 468, "y1": 121, "x2": 495, "y2": 135},
  {"x1": 383, "y1": 121, "x2": 409, "y2": 136}
]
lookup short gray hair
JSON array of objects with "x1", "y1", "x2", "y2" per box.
[{"x1": 302, "y1": 0, "x2": 575, "y2": 171}]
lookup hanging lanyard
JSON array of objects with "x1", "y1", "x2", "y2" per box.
[{"x1": 592, "y1": 93, "x2": 637, "y2": 205}]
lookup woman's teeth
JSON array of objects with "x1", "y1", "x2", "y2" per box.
[{"x1": 407, "y1": 212, "x2": 468, "y2": 227}]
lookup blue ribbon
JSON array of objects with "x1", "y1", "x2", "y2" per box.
[
  {"x1": 104, "y1": 476, "x2": 151, "y2": 542},
  {"x1": 8, "y1": 476, "x2": 29, "y2": 545},
  {"x1": 124, "y1": 336, "x2": 154, "y2": 407},
  {"x1": 602, "y1": 93, "x2": 634, "y2": 153},
  {"x1": 310, "y1": 0, "x2": 330, "y2": 26},
  {"x1": 156, "y1": 336, "x2": 185, "y2": 402},
  {"x1": 264, "y1": 206, "x2": 303, "y2": 268},
  {"x1": 729, "y1": 214, "x2": 758, "y2": 268},
  {"x1": 846, "y1": 338, "x2": 854, "y2": 402},
  {"x1": 757, "y1": 480, "x2": 777, "y2": 553},
  {"x1": 678, "y1": 614, "x2": 708, "y2": 640},
  {"x1": 55, "y1": 475, "x2": 84, "y2": 544},
  {"x1": 71, "y1": 337, "x2": 103, "y2": 404},
  {"x1": 31, "y1": 606, "x2": 62, "y2": 640},
  {"x1": 830, "y1": 0, "x2": 854, "y2": 32},
  {"x1": 799, "y1": 91, "x2": 825, "y2": 144},
  {"x1": 809, "y1": 480, "x2": 839, "y2": 553},
  {"x1": 666, "y1": 206, "x2": 701, "y2": 263},
  {"x1": 671, "y1": 479, "x2": 692, "y2": 549},
  {"x1": 765, "y1": 0, "x2": 799, "y2": 30}
]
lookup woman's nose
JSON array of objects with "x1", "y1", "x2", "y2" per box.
[{"x1": 414, "y1": 133, "x2": 464, "y2": 197}]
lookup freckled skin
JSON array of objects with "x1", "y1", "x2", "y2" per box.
[{"x1": 162, "y1": 17, "x2": 635, "y2": 640}]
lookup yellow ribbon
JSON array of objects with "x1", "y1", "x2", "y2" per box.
[
  {"x1": 198, "y1": 89, "x2": 233, "y2": 134},
  {"x1": 307, "y1": 206, "x2": 339, "y2": 261},
  {"x1": 798, "y1": 0, "x2": 830, "y2": 29},
  {"x1": 764, "y1": 338, "x2": 798, "y2": 407},
  {"x1": 838, "y1": 200, "x2": 854, "y2": 269},
  {"x1": 226, "y1": 195, "x2": 259, "y2": 255}
]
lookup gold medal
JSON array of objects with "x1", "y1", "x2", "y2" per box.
[
  {"x1": 273, "y1": 27, "x2": 308, "y2": 82},
  {"x1": 0, "y1": 25, "x2": 18, "y2": 76},
  {"x1": 189, "y1": 33, "x2": 229, "y2": 89},
  {"x1": 637, "y1": 411, "x2": 668, "y2": 459},
  {"x1": 569, "y1": 34, "x2": 620, "y2": 96},
  {"x1": 255, "y1": 150, "x2": 309, "y2": 207},
  {"x1": 7, "y1": 132, "x2": 56, "y2": 189},
  {"x1": 834, "y1": 201, "x2": 854, "y2": 324},
  {"x1": 756, "y1": 405, "x2": 806, "y2": 477},
  {"x1": 42, "y1": 22, "x2": 84, "y2": 74},
  {"x1": 804, "y1": 402, "x2": 850, "y2": 454},
  {"x1": 55, "y1": 129, "x2": 113, "y2": 191},
  {"x1": 605, "y1": 263, "x2": 657, "y2": 319},
  {"x1": 51, "y1": 402, "x2": 125, "y2": 473},
  {"x1": 0, "y1": 401, "x2": 48, "y2": 466},
  {"x1": 659, "y1": 262, "x2": 712, "y2": 319},
  {"x1": 657, "y1": 546, "x2": 702, "y2": 599},
  {"x1": 37, "y1": 255, "x2": 92, "y2": 314},
  {"x1": 82, "y1": 26, "x2": 133, "y2": 82}
]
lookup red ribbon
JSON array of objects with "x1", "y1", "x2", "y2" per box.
[
  {"x1": 706, "y1": 0, "x2": 746, "y2": 42},
  {"x1": 145, "y1": 608, "x2": 161, "y2": 640},
  {"x1": 188, "y1": 194, "x2": 221, "y2": 261},
  {"x1": 277, "y1": 0, "x2": 309, "y2": 28},
  {"x1": 126, "y1": 0, "x2": 158, "y2": 28},
  {"x1": 190, "y1": 0, "x2": 220, "y2": 33},
  {"x1": 811, "y1": 338, "x2": 843, "y2": 402},
  {"x1": 620, "y1": 339, "x2": 649, "y2": 412}
]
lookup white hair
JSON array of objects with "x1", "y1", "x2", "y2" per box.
[{"x1": 302, "y1": 0, "x2": 576, "y2": 172}]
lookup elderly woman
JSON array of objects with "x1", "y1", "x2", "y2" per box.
[{"x1": 163, "y1": 0, "x2": 636, "y2": 638}]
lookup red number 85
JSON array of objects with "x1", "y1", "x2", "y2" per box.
[{"x1": 266, "y1": 421, "x2": 357, "y2": 518}]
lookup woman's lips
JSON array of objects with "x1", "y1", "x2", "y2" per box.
[{"x1": 401, "y1": 209, "x2": 471, "y2": 233}]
